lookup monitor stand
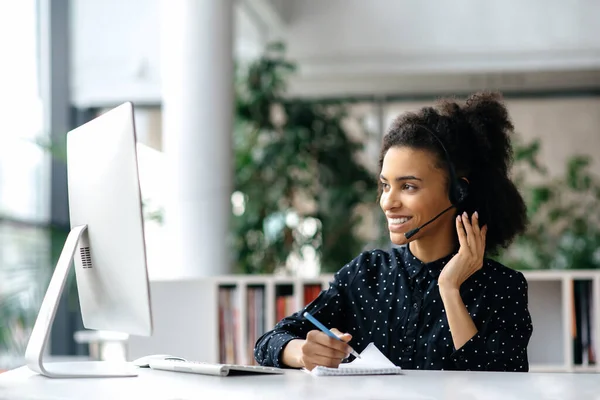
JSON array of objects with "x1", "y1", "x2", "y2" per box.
[{"x1": 24, "y1": 225, "x2": 138, "y2": 378}]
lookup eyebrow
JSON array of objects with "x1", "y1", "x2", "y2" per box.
[{"x1": 379, "y1": 174, "x2": 422, "y2": 182}]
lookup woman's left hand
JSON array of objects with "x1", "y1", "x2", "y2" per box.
[{"x1": 438, "y1": 211, "x2": 487, "y2": 291}]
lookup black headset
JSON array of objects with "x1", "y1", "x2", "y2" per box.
[{"x1": 416, "y1": 125, "x2": 469, "y2": 206}]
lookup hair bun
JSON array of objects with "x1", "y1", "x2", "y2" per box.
[{"x1": 461, "y1": 91, "x2": 515, "y2": 176}]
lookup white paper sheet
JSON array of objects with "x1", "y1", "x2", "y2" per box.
[
  {"x1": 309, "y1": 342, "x2": 402, "y2": 376},
  {"x1": 339, "y1": 342, "x2": 397, "y2": 369}
]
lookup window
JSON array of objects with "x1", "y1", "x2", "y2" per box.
[
  {"x1": 0, "y1": 0, "x2": 51, "y2": 369},
  {"x1": 0, "y1": 0, "x2": 48, "y2": 222}
]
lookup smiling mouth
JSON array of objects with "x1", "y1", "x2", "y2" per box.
[{"x1": 388, "y1": 217, "x2": 412, "y2": 231}]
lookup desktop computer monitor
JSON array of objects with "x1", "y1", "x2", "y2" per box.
[{"x1": 25, "y1": 102, "x2": 153, "y2": 378}]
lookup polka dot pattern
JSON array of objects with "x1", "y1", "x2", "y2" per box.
[{"x1": 254, "y1": 246, "x2": 533, "y2": 372}]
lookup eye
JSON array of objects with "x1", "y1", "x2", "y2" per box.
[
  {"x1": 381, "y1": 182, "x2": 390, "y2": 191},
  {"x1": 402, "y1": 183, "x2": 417, "y2": 191}
]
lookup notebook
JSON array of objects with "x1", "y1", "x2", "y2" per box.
[{"x1": 307, "y1": 342, "x2": 402, "y2": 376}]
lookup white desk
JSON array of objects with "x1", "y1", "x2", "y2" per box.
[{"x1": 1, "y1": 365, "x2": 599, "y2": 400}]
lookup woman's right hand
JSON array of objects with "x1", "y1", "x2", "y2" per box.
[{"x1": 298, "y1": 328, "x2": 353, "y2": 371}]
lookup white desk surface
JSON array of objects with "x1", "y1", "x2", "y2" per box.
[{"x1": 1, "y1": 365, "x2": 599, "y2": 400}]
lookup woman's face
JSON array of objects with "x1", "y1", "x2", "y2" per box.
[{"x1": 379, "y1": 146, "x2": 454, "y2": 245}]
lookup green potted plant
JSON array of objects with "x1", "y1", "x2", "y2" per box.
[
  {"x1": 232, "y1": 43, "x2": 377, "y2": 274},
  {"x1": 498, "y1": 137, "x2": 600, "y2": 270}
]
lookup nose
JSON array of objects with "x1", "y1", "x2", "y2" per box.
[{"x1": 380, "y1": 189, "x2": 401, "y2": 211}]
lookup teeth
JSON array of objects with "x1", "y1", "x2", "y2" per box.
[{"x1": 389, "y1": 217, "x2": 411, "y2": 225}]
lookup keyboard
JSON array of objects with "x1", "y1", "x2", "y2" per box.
[{"x1": 148, "y1": 359, "x2": 284, "y2": 377}]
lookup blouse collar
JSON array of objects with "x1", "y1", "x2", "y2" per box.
[{"x1": 402, "y1": 243, "x2": 457, "y2": 279}]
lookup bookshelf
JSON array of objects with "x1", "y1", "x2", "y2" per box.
[
  {"x1": 127, "y1": 270, "x2": 600, "y2": 372},
  {"x1": 127, "y1": 276, "x2": 331, "y2": 366},
  {"x1": 524, "y1": 270, "x2": 600, "y2": 372}
]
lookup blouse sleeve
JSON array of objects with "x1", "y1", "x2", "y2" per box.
[
  {"x1": 254, "y1": 253, "x2": 366, "y2": 367},
  {"x1": 450, "y1": 270, "x2": 533, "y2": 371}
]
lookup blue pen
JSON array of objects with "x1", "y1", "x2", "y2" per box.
[{"x1": 303, "y1": 311, "x2": 361, "y2": 359}]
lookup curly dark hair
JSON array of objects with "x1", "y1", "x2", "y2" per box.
[{"x1": 378, "y1": 91, "x2": 527, "y2": 255}]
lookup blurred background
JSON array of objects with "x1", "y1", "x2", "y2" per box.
[{"x1": 1, "y1": 0, "x2": 600, "y2": 372}]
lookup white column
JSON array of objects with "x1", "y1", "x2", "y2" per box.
[{"x1": 160, "y1": 0, "x2": 234, "y2": 279}]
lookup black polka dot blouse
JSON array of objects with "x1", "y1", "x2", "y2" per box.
[{"x1": 254, "y1": 245, "x2": 533, "y2": 371}]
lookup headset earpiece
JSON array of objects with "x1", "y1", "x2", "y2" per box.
[
  {"x1": 416, "y1": 125, "x2": 469, "y2": 206},
  {"x1": 452, "y1": 178, "x2": 469, "y2": 205}
]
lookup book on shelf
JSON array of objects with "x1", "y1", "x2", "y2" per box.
[
  {"x1": 218, "y1": 286, "x2": 239, "y2": 364},
  {"x1": 303, "y1": 284, "x2": 322, "y2": 305},
  {"x1": 572, "y1": 280, "x2": 596, "y2": 366},
  {"x1": 218, "y1": 281, "x2": 326, "y2": 364},
  {"x1": 247, "y1": 286, "x2": 265, "y2": 365},
  {"x1": 275, "y1": 294, "x2": 295, "y2": 322},
  {"x1": 275, "y1": 285, "x2": 294, "y2": 322}
]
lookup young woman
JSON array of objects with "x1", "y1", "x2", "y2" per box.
[{"x1": 254, "y1": 92, "x2": 533, "y2": 372}]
